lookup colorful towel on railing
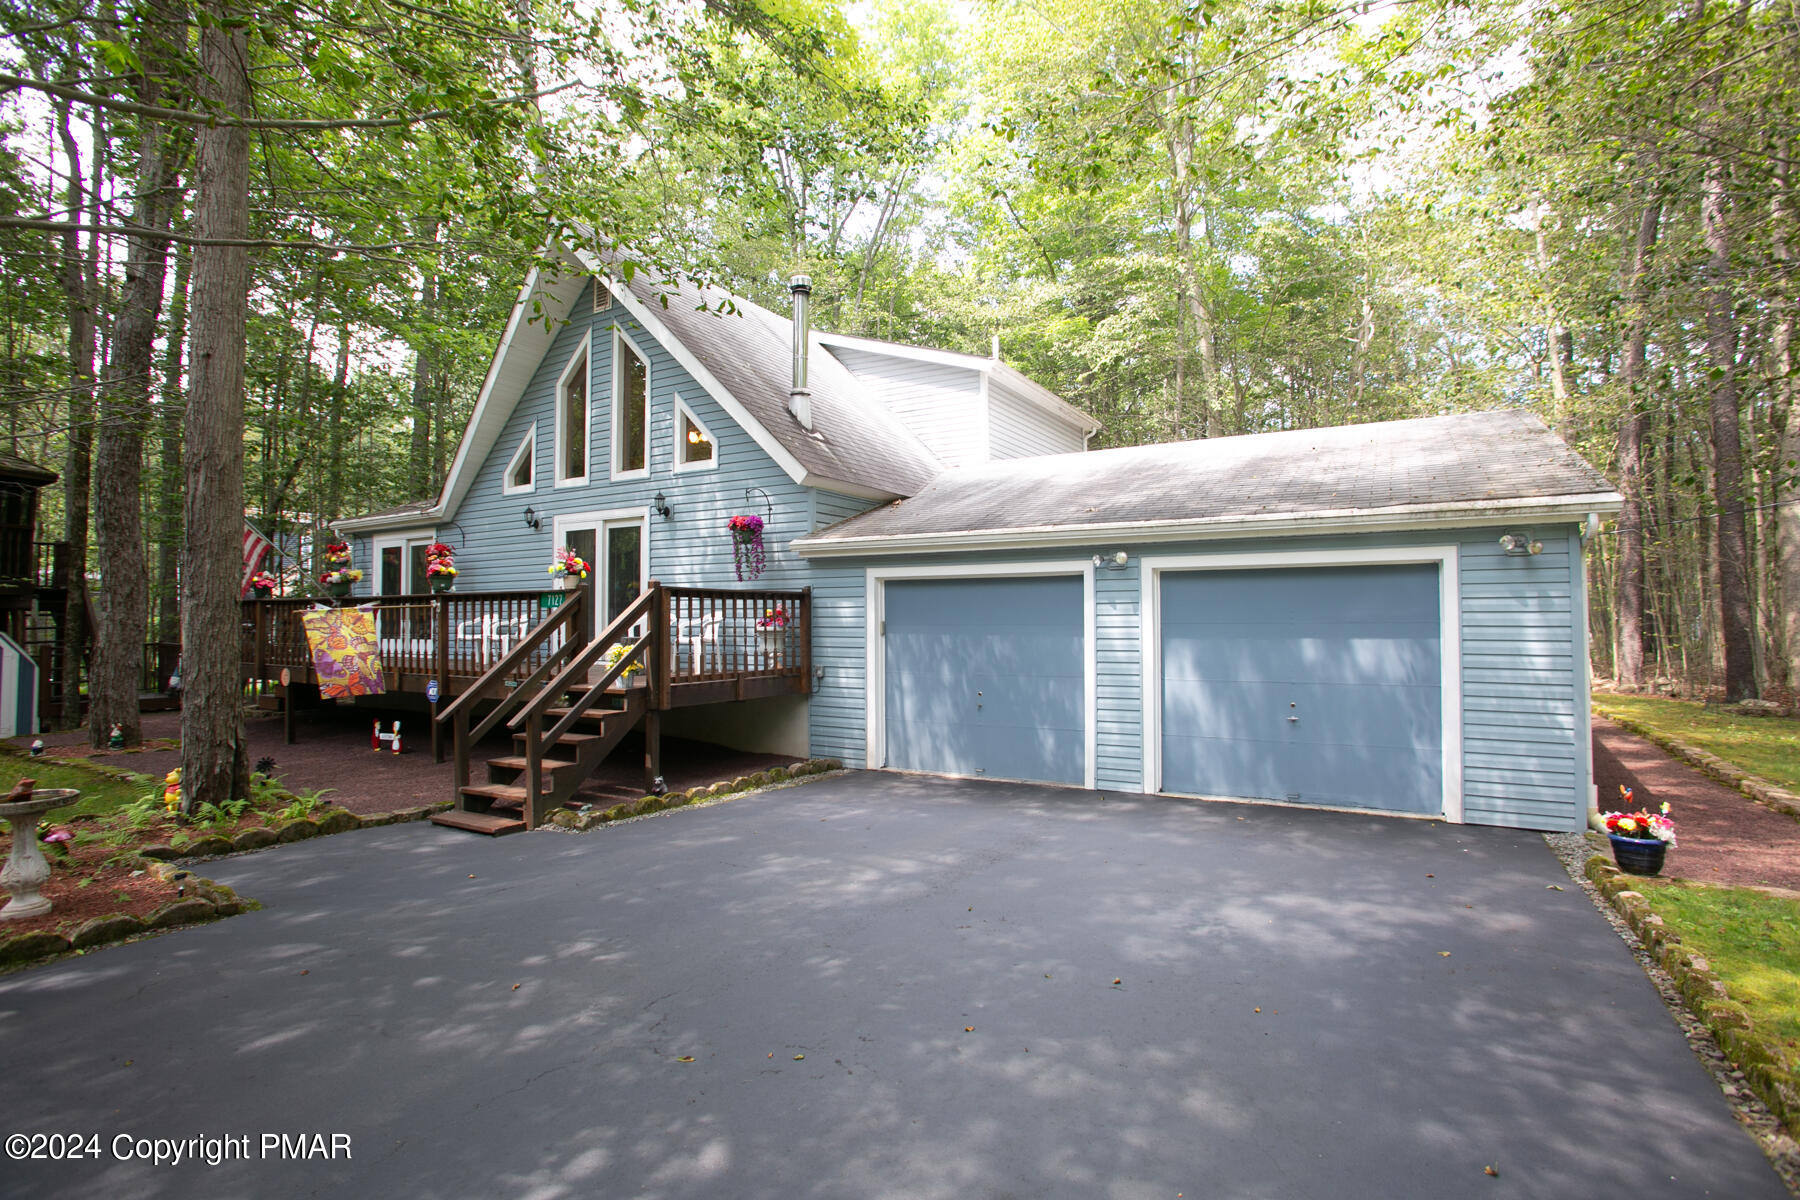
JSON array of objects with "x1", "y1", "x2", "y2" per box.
[{"x1": 301, "y1": 605, "x2": 387, "y2": 699}]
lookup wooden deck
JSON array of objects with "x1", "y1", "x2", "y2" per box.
[{"x1": 240, "y1": 582, "x2": 812, "y2": 758}]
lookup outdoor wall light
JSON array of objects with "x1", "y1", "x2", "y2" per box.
[
  {"x1": 1093, "y1": 550, "x2": 1129, "y2": 570},
  {"x1": 1499, "y1": 532, "x2": 1542, "y2": 556},
  {"x1": 652, "y1": 492, "x2": 672, "y2": 520},
  {"x1": 522, "y1": 506, "x2": 541, "y2": 531}
]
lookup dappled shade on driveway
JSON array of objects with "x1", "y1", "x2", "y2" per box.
[{"x1": 0, "y1": 773, "x2": 1783, "y2": 1198}]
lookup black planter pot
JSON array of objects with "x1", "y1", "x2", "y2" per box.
[{"x1": 1609, "y1": 833, "x2": 1668, "y2": 877}]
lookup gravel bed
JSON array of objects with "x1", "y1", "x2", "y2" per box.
[{"x1": 1545, "y1": 831, "x2": 1800, "y2": 1196}]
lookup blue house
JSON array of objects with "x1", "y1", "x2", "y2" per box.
[{"x1": 334, "y1": 245, "x2": 1621, "y2": 834}]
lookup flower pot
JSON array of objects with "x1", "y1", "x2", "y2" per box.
[
  {"x1": 252, "y1": 587, "x2": 272, "y2": 599},
  {"x1": 1609, "y1": 833, "x2": 1668, "y2": 877},
  {"x1": 431, "y1": 579, "x2": 454, "y2": 594},
  {"x1": 551, "y1": 576, "x2": 572, "y2": 592},
  {"x1": 758, "y1": 628, "x2": 785, "y2": 666},
  {"x1": 326, "y1": 581, "x2": 352, "y2": 598}
]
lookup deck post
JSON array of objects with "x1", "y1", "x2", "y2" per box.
[
  {"x1": 524, "y1": 721, "x2": 543, "y2": 829},
  {"x1": 283, "y1": 682, "x2": 295, "y2": 744},
  {"x1": 453, "y1": 707, "x2": 470, "y2": 806},
  {"x1": 433, "y1": 597, "x2": 450, "y2": 763},
  {"x1": 644, "y1": 708, "x2": 662, "y2": 793},
  {"x1": 799, "y1": 586, "x2": 813, "y2": 693},
  {"x1": 252, "y1": 601, "x2": 267, "y2": 693},
  {"x1": 649, "y1": 580, "x2": 670, "y2": 712}
]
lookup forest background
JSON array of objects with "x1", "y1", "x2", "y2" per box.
[{"x1": 1, "y1": 0, "x2": 1795, "y2": 802}]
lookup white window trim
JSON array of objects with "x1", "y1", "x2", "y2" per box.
[
  {"x1": 502, "y1": 422, "x2": 536, "y2": 495},
  {"x1": 1137, "y1": 545, "x2": 1463, "y2": 823},
  {"x1": 552, "y1": 505, "x2": 650, "y2": 627},
  {"x1": 671, "y1": 393, "x2": 718, "y2": 474},
  {"x1": 554, "y1": 340, "x2": 591, "y2": 488},
  {"x1": 610, "y1": 328, "x2": 651, "y2": 482},
  {"x1": 370, "y1": 530, "x2": 439, "y2": 595},
  {"x1": 865, "y1": 560, "x2": 1097, "y2": 791}
]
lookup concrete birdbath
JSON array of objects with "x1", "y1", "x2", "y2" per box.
[{"x1": 0, "y1": 785, "x2": 79, "y2": 921}]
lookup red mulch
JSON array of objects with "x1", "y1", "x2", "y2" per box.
[
  {"x1": 1592, "y1": 716, "x2": 1800, "y2": 892},
  {"x1": 7, "y1": 706, "x2": 797, "y2": 817},
  {"x1": 0, "y1": 836, "x2": 184, "y2": 939}
]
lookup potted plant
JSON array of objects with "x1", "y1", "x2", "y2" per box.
[
  {"x1": 548, "y1": 547, "x2": 589, "y2": 591},
  {"x1": 728, "y1": 514, "x2": 766, "y2": 581},
  {"x1": 756, "y1": 605, "x2": 788, "y2": 664},
  {"x1": 425, "y1": 542, "x2": 457, "y2": 593},
  {"x1": 318, "y1": 566, "x2": 363, "y2": 598},
  {"x1": 601, "y1": 641, "x2": 645, "y2": 686},
  {"x1": 1601, "y1": 788, "x2": 1676, "y2": 876},
  {"x1": 247, "y1": 570, "x2": 278, "y2": 599}
]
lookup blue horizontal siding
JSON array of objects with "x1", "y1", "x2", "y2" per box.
[{"x1": 804, "y1": 523, "x2": 1591, "y2": 831}]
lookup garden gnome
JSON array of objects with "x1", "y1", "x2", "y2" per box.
[
  {"x1": 108, "y1": 724, "x2": 124, "y2": 750},
  {"x1": 28, "y1": 738, "x2": 42, "y2": 757}
]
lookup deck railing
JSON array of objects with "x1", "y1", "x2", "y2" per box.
[{"x1": 241, "y1": 583, "x2": 810, "y2": 703}]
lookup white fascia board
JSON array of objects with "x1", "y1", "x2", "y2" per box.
[
  {"x1": 815, "y1": 330, "x2": 991, "y2": 371},
  {"x1": 438, "y1": 261, "x2": 585, "y2": 520},
  {"x1": 793, "y1": 474, "x2": 904, "y2": 503},
  {"x1": 333, "y1": 513, "x2": 439, "y2": 535},
  {"x1": 568, "y1": 249, "x2": 811, "y2": 489},
  {"x1": 989, "y1": 363, "x2": 1101, "y2": 435},
  {"x1": 793, "y1": 493, "x2": 1624, "y2": 558}
]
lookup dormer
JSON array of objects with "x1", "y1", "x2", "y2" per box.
[{"x1": 817, "y1": 332, "x2": 1098, "y2": 468}]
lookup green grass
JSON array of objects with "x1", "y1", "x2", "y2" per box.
[
  {"x1": 1593, "y1": 693, "x2": 1800, "y2": 793},
  {"x1": 1638, "y1": 881, "x2": 1800, "y2": 1069},
  {"x1": 0, "y1": 747, "x2": 154, "y2": 819}
]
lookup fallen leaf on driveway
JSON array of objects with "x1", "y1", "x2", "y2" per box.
[
  {"x1": 1546, "y1": 884, "x2": 1563, "y2": 891},
  {"x1": 965, "y1": 1027, "x2": 975, "y2": 1032},
  {"x1": 793, "y1": 1054, "x2": 805, "y2": 1060},
  {"x1": 676, "y1": 1056, "x2": 695, "y2": 1063},
  {"x1": 1484, "y1": 1165, "x2": 1499, "y2": 1177},
  {"x1": 1438, "y1": 952, "x2": 1451, "y2": 957}
]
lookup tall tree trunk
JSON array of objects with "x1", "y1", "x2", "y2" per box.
[
  {"x1": 90, "y1": 0, "x2": 183, "y2": 748},
  {"x1": 1702, "y1": 161, "x2": 1757, "y2": 701},
  {"x1": 408, "y1": 215, "x2": 441, "y2": 495},
  {"x1": 156, "y1": 243, "x2": 189, "y2": 645},
  {"x1": 179, "y1": 6, "x2": 252, "y2": 810},
  {"x1": 324, "y1": 318, "x2": 351, "y2": 519},
  {"x1": 1768, "y1": 133, "x2": 1800, "y2": 693},
  {"x1": 1532, "y1": 196, "x2": 1572, "y2": 421},
  {"x1": 52, "y1": 95, "x2": 98, "y2": 729},
  {"x1": 1615, "y1": 194, "x2": 1661, "y2": 690}
]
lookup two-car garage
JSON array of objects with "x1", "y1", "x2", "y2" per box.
[{"x1": 870, "y1": 551, "x2": 1458, "y2": 820}]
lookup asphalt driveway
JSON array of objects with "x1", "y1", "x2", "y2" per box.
[{"x1": 0, "y1": 773, "x2": 1783, "y2": 1199}]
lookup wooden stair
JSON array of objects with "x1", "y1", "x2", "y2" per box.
[{"x1": 431, "y1": 685, "x2": 647, "y2": 834}]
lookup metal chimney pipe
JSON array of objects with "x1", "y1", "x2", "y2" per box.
[{"x1": 789, "y1": 274, "x2": 812, "y2": 430}]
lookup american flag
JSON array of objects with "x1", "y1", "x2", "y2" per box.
[{"x1": 241, "y1": 519, "x2": 273, "y2": 597}]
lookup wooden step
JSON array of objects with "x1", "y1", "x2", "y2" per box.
[
  {"x1": 513, "y1": 730, "x2": 602, "y2": 749},
  {"x1": 430, "y1": 810, "x2": 526, "y2": 836},
  {"x1": 486, "y1": 755, "x2": 577, "y2": 773},
  {"x1": 460, "y1": 783, "x2": 531, "y2": 805}
]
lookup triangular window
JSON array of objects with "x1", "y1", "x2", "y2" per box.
[{"x1": 503, "y1": 424, "x2": 535, "y2": 494}]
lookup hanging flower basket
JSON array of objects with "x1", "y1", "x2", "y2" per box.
[
  {"x1": 425, "y1": 542, "x2": 457, "y2": 593},
  {"x1": 728, "y1": 514, "x2": 766, "y2": 581},
  {"x1": 1601, "y1": 788, "x2": 1676, "y2": 877}
]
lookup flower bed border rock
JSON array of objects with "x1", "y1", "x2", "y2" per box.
[
  {"x1": 545, "y1": 759, "x2": 845, "y2": 832},
  {"x1": 0, "y1": 859, "x2": 257, "y2": 971},
  {"x1": 1584, "y1": 849, "x2": 1800, "y2": 1143},
  {"x1": 0, "y1": 798, "x2": 454, "y2": 971},
  {"x1": 1595, "y1": 706, "x2": 1800, "y2": 823}
]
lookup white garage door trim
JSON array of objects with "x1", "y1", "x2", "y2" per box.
[
  {"x1": 867, "y1": 560, "x2": 1098, "y2": 790},
  {"x1": 1139, "y1": 546, "x2": 1463, "y2": 823}
]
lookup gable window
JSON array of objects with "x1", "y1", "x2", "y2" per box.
[
  {"x1": 673, "y1": 396, "x2": 716, "y2": 473},
  {"x1": 613, "y1": 332, "x2": 648, "y2": 477},
  {"x1": 503, "y1": 424, "x2": 536, "y2": 494},
  {"x1": 556, "y1": 345, "x2": 589, "y2": 486}
]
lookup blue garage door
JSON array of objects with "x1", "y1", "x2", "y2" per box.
[
  {"x1": 883, "y1": 576, "x2": 1085, "y2": 785},
  {"x1": 1160, "y1": 565, "x2": 1442, "y2": 814}
]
